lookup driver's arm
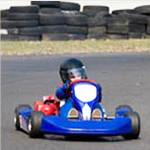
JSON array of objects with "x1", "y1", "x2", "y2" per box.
[
  {"x1": 55, "y1": 84, "x2": 69, "y2": 100},
  {"x1": 97, "y1": 84, "x2": 102, "y2": 102}
]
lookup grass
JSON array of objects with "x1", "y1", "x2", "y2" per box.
[{"x1": 1, "y1": 39, "x2": 150, "y2": 56}]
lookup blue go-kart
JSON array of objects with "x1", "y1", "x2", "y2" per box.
[{"x1": 14, "y1": 79, "x2": 140, "y2": 139}]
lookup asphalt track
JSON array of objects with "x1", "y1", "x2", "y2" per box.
[{"x1": 1, "y1": 52, "x2": 150, "y2": 150}]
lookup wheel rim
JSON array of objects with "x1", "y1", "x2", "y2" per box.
[
  {"x1": 14, "y1": 116, "x2": 17, "y2": 125},
  {"x1": 28, "y1": 120, "x2": 32, "y2": 132}
]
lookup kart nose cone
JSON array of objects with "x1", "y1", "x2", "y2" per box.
[{"x1": 82, "y1": 104, "x2": 91, "y2": 120}]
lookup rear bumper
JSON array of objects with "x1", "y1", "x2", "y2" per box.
[{"x1": 41, "y1": 116, "x2": 132, "y2": 136}]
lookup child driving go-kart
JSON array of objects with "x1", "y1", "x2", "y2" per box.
[
  {"x1": 14, "y1": 58, "x2": 140, "y2": 139},
  {"x1": 55, "y1": 58, "x2": 104, "y2": 119}
]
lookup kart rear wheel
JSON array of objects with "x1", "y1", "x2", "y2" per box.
[
  {"x1": 28, "y1": 111, "x2": 44, "y2": 138},
  {"x1": 14, "y1": 105, "x2": 32, "y2": 130},
  {"x1": 123, "y1": 111, "x2": 140, "y2": 140}
]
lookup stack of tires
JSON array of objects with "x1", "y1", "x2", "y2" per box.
[
  {"x1": 112, "y1": 6, "x2": 149, "y2": 39},
  {"x1": 1, "y1": 6, "x2": 42, "y2": 41},
  {"x1": 147, "y1": 18, "x2": 150, "y2": 38},
  {"x1": 1, "y1": 9, "x2": 10, "y2": 38},
  {"x1": 105, "y1": 14, "x2": 129, "y2": 39},
  {"x1": 1, "y1": 3, "x2": 150, "y2": 41},
  {"x1": 134, "y1": 5, "x2": 150, "y2": 38},
  {"x1": 83, "y1": 6, "x2": 109, "y2": 40},
  {"x1": 60, "y1": 2, "x2": 88, "y2": 40},
  {"x1": 64, "y1": 13, "x2": 88, "y2": 40},
  {"x1": 32, "y1": 1, "x2": 87, "y2": 41}
]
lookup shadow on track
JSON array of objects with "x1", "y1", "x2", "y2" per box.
[{"x1": 42, "y1": 134, "x2": 140, "y2": 142}]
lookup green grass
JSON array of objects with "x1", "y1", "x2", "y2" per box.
[{"x1": 1, "y1": 39, "x2": 150, "y2": 56}]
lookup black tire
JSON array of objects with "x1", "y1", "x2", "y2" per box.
[
  {"x1": 7, "y1": 28, "x2": 19, "y2": 35},
  {"x1": 28, "y1": 111, "x2": 44, "y2": 138},
  {"x1": 42, "y1": 25, "x2": 68, "y2": 34},
  {"x1": 19, "y1": 27, "x2": 42, "y2": 36},
  {"x1": 148, "y1": 18, "x2": 150, "y2": 26},
  {"x1": 14, "y1": 105, "x2": 32, "y2": 130},
  {"x1": 105, "y1": 14, "x2": 129, "y2": 26},
  {"x1": 60, "y1": 2, "x2": 80, "y2": 11},
  {"x1": 112, "y1": 9, "x2": 139, "y2": 15},
  {"x1": 87, "y1": 33, "x2": 106, "y2": 40},
  {"x1": 42, "y1": 25, "x2": 88, "y2": 34},
  {"x1": 1, "y1": 17, "x2": 9, "y2": 21},
  {"x1": 8, "y1": 13, "x2": 39, "y2": 20},
  {"x1": 17, "y1": 35, "x2": 41, "y2": 41},
  {"x1": 88, "y1": 18, "x2": 107, "y2": 27},
  {"x1": 95, "y1": 11, "x2": 109, "y2": 18},
  {"x1": 6, "y1": 27, "x2": 41, "y2": 36},
  {"x1": 83, "y1": 6, "x2": 109, "y2": 17},
  {"x1": 123, "y1": 111, "x2": 140, "y2": 139},
  {"x1": 117, "y1": 14, "x2": 147, "y2": 25},
  {"x1": 1, "y1": 20, "x2": 39, "y2": 28},
  {"x1": 39, "y1": 14, "x2": 66, "y2": 25},
  {"x1": 68, "y1": 26, "x2": 88, "y2": 34},
  {"x1": 1, "y1": 35, "x2": 41, "y2": 41},
  {"x1": 42, "y1": 33, "x2": 69, "y2": 41},
  {"x1": 1, "y1": 35, "x2": 19, "y2": 41},
  {"x1": 88, "y1": 26, "x2": 106, "y2": 34},
  {"x1": 147, "y1": 26, "x2": 150, "y2": 34},
  {"x1": 106, "y1": 34, "x2": 129, "y2": 40},
  {"x1": 134, "y1": 5, "x2": 150, "y2": 15},
  {"x1": 1, "y1": 9, "x2": 10, "y2": 18},
  {"x1": 65, "y1": 14, "x2": 88, "y2": 26},
  {"x1": 9, "y1": 6, "x2": 39, "y2": 13},
  {"x1": 31, "y1": 1, "x2": 60, "y2": 8},
  {"x1": 129, "y1": 32, "x2": 145, "y2": 39},
  {"x1": 87, "y1": 11, "x2": 109, "y2": 27},
  {"x1": 68, "y1": 34, "x2": 86, "y2": 40},
  {"x1": 39, "y1": 8, "x2": 61, "y2": 14},
  {"x1": 107, "y1": 25, "x2": 129, "y2": 34},
  {"x1": 128, "y1": 24, "x2": 146, "y2": 32}
]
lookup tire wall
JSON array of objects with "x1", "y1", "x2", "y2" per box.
[{"x1": 1, "y1": 2, "x2": 150, "y2": 41}]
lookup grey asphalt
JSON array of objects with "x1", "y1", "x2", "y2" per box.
[{"x1": 1, "y1": 52, "x2": 150, "y2": 150}]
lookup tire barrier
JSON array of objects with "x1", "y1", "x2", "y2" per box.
[
  {"x1": 39, "y1": 14, "x2": 66, "y2": 25},
  {"x1": 9, "y1": 6, "x2": 39, "y2": 13},
  {"x1": 134, "y1": 5, "x2": 150, "y2": 15},
  {"x1": 1, "y1": 2, "x2": 150, "y2": 41},
  {"x1": 8, "y1": 13, "x2": 39, "y2": 20},
  {"x1": 83, "y1": 6, "x2": 109, "y2": 17},
  {"x1": 1, "y1": 35, "x2": 41, "y2": 41},
  {"x1": 1, "y1": 5, "x2": 40, "y2": 41},
  {"x1": 112, "y1": 9, "x2": 139, "y2": 15},
  {"x1": 39, "y1": 8, "x2": 61, "y2": 14},
  {"x1": 42, "y1": 33, "x2": 86, "y2": 41},
  {"x1": 1, "y1": 20, "x2": 39, "y2": 28},
  {"x1": 7, "y1": 27, "x2": 42, "y2": 36}
]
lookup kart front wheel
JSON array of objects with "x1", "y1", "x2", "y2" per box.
[
  {"x1": 123, "y1": 111, "x2": 140, "y2": 140},
  {"x1": 28, "y1": 111, "x2": 44, "y2": 138},
  {"x1": 14, "y1": 104, "x2": 32, "y2": 130},
  {"x1": 115, "y1": 105, "x2": 133, "y2": 117},
  {"x1": 116, "y1": 105, "x2": 133, "y2": 111}
]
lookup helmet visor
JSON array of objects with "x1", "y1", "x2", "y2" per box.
[{"x1": 68, "y1": 67, "x2": 87, "y2": 80}]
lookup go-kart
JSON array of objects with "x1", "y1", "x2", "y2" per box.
[{"x1": 14, "y1": 79, "x2": 140, "y2": 139}]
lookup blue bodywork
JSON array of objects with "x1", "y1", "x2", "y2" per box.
[
  {"x1": 19, "y1": 109, "x2": 132, "y2": 136},
  {"x1": 18, "y1": 81, "x2": 132, "y2": 136}
]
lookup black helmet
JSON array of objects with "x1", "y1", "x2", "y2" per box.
[{"x1": 59, "y1": 58, "x2": 87, "y2": 83}]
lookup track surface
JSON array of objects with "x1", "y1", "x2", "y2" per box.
[{"x1": 2, "y1": 52, "x2": 150, "y2": 150}]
